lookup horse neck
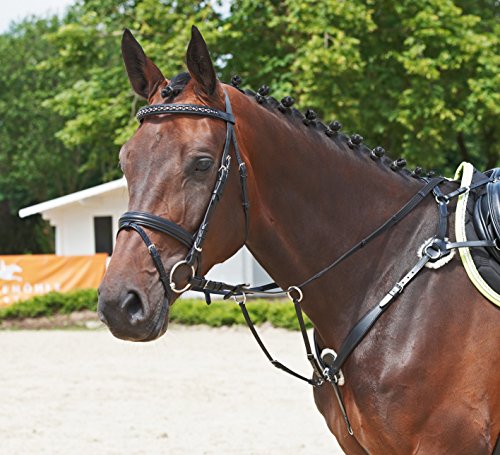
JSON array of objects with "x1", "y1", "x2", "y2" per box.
[{"x1": 232, "y1": 91, "x2": 428, "y2": 340}]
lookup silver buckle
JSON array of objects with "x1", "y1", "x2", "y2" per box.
[{"x1": 218, "y1": 155, "x2": 231, "y2": 173}]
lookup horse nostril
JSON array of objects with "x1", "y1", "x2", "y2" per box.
[
  {"x1": 97, "y1": 309, "x2": 108, "y2": 325},
  {"x1": 121, "y1": 292, "x2": 145, "y2": 324}
]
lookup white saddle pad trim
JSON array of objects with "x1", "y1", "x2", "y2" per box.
[{"x1": 454, "y1": 162, "x2": 500, "y2": 307}]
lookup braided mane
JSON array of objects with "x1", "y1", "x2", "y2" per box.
[{"x1": 161, "y1": 72, "x2": 429, "y2": 180}]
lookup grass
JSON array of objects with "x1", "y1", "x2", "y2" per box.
[{"x1": 0, "y1": 289, "x2": 311, "y2": 330}]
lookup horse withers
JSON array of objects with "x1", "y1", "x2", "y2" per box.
[{"x1": 98, "y1": 26, "x2": 500, "y2": 454}]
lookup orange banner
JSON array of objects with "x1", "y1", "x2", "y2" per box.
[{"x1": 0, "y1": 254, "x2": 107, "y2": 306}]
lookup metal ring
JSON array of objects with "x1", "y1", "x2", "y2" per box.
[
  {"x1": 423, "y1": 243, "x2": 441, "y2": 260},
  {"x1": 169, "y1": 260, "x2": 195, "y2": 294},
  {"x1": 233, "y1": 293, "x2": 247, "y2": 304},
  {"x1": 434, "y1": 194, "x2": 449, "y2": 205},
  {"x1": 287, "y1": 286, "x2": 303, "y2": 302}
]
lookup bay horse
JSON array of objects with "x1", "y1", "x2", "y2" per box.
[{"x1": 98, "y1": 26, "x2": 500, "y2": 454}]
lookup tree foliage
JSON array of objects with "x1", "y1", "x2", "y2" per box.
[
  {"x1": 220, "y1": 0, "x2": 499, "y2": 170},
  {"x1": 0, "y1": 0, "x2": 498, "y2": 253}
]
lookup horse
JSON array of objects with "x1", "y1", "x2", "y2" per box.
[{"x1": 97, "y1": 26, "x2": 500, "y2": 454}]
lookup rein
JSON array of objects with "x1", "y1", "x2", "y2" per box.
[{"x1": 118, "y1": 88, "x2": 496, "y2": 436}]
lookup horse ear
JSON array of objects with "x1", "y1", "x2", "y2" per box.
[
  {"x1": 186, "y1": 26, "x2": 217, "y2": 95},
  {"x1": 121, "y1": 29, "x2": 165, "y2": 99}
]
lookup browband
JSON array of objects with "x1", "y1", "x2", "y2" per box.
[{"x1": 136, "y1": 103, "x2": 235, "y2": 124}]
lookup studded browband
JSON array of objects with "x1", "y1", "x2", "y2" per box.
[{"x1": 136, "y1": 103, "x2": 235, "y2": 124}]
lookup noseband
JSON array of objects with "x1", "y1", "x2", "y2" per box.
[{"x1": 118, "y1": 90, "x2": 249, "y2": 296}]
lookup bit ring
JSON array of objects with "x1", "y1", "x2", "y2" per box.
[{"x1": 169, "y1": 260, "x2": 195, "y2": 293}]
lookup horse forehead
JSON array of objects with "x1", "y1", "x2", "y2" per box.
[
  {"x1": 142, "y1": 116, "x2": 225, "y2": 151},
  {"x1": 121, "y1": 120, "x2": 182, "y2": 154}
]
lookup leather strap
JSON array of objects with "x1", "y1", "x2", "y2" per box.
[
  {"x1": 119, "y1": 211, "x2": 194, "y2": 249},
  {"x1": 121, "y1": 222, "x2": 171, "y2": 294},
  {"x1": 238, "y1": 301, "x2": 317, "y2": 385},
  {"x1": 190, "y1": 177, "x2": 445, "y2": 301},
  {"x1": 325, "y1": 254, "x2": 430, "y2": 378},
  {"x1": 433, "y1": 186, "x2": 449, "y2": 239},
  {"x1": 137, "y1": 103, "x2": 235, "y2": 124},
  {"x1": 297, "y1": 177, "x2": 445, "y2": 289},
  {"x1": 226, "y1": 96, "x2": 250, "y2": 241},
  {"x1": 440, "y1": 174, "x2": 493, "y2": 201},
  {"x1": 323, "y1": 180, "x2": 496, "y2": 381},
  {"x1": 445, "y1": 240, "x2": 498, "y2": 249}
]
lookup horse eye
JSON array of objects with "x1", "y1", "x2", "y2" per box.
[{"x1": 195, "y1": 158, "x2": 213, "y2": 172}]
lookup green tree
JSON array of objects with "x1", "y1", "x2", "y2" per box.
[
  {"x1": 221, "y1": 0, "x2": 499, "y2": 172},
  {"x1": 43, "y1": 0, "x2": 222, "y2": 178},
  {"x1": 0, "y1": 17, "x2": 72, "y2": 253},
  {"x1": 0, "y1": 0, "x2": 497, "y2": 254},
  {"x1": 0, "y1": 0, "x2": 221, "y2": 253}
]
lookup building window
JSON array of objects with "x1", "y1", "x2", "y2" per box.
[{"x1": 94, "y1": 216, "x2": 113, "y2": 255}]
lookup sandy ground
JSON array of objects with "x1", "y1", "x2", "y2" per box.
[{"x1": 0, "y1": 325, "x2": 344, "y2": 454}]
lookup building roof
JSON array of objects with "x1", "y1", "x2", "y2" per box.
[{"x1": 19, "y1": 178, "x2": 127, "y2": 218}]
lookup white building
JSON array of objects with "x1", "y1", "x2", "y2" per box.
[{"x1": 18, "y1": 178, "x2": 272, "y2": 296}]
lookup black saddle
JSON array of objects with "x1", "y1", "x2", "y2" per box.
[
  {"x1": 462, "y1": 167, "x2": 500, "y2": 295},
  {"x1": 473, "y1": 168, "x2": 500, "y2": 262}
]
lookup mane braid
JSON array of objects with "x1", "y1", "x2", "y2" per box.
[
  {"x1": 229, "y1": 81, "x2": 418, "y2": 180},
  {"x1": 164, "y1": 72, "x2": 191, "y2": 101}
]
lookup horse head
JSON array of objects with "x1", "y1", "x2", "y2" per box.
[{"x1": 98, "y1": 27, "x2": 248, "y2": 341}]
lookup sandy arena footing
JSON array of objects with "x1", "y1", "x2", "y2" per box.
[{"x1": 0, "y1": 325, "x2": 344, "y2": 454}]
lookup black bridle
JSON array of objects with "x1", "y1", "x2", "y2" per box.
[
  {"x1": 118, "y1": 90, "x2": 249, "y2": 296},
  {"x1": 117, "y1": 87, "x2": 497, "y2": 436}
]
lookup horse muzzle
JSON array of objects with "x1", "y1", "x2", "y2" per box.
[{"x1": 97, "y1": 287, "x2": 170, "y2": 342}]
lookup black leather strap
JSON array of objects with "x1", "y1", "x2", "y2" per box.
[
  {"x1": 121, "y1": 222, "x2": 171, "y2": 294},
  {"x1": 190, "y1": 276, "x2": 246, "y2": 295},
  {"x1": 119, "y1": 211, "x2": 194, "y2": 249},
  {"x1": 187, "y1": 139, "x2": 232, "y2": 263},
  {"x1": 441, "y1": 174, "x2": 493, "y2": 201},
  {"x1": 188, "y1": 178, "x2": 446, "y2": 301},
  {"x1": 326, "y1": 253, "x2": 431, "y2": 378},
  {"x1": 446, "y1": 240, "x2": 498, "y2": 249},
  {"x1": 433, "y1": 186, "x2": 449, "y2": 239},
  {"x1": 238, "y1": 301, "x2": 317, "y2": 385},
  {"x1": 322, "y1": 188, "x2": 449, "y2": 380},
  {"x1": 137, "y1": 103, "x2": 235, "y2": 124},
  {"x1": 292, "y1": 299, "x2": 325, "y2": 379},
  {"x1": 323, "y1": 179, "x2": 498, "y2": 381},
  {"x1": 225, "y1": 95, "x2": 250, "y2": 241},
  {"x1": 297, "y1": 177, "x2": 445, "y2": 289}
]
